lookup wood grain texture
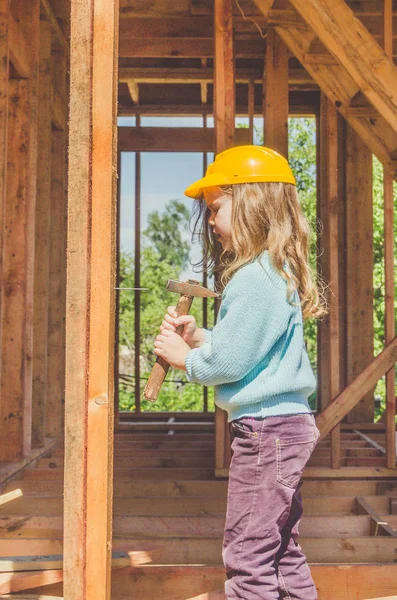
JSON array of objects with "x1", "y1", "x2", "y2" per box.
[{"x1": 64, "y1": 0, "x2": 118, "y2": 598}]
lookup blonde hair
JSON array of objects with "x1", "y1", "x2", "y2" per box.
[{"x1": 191, "y1": 182, "x2": 328, "y2": 321}]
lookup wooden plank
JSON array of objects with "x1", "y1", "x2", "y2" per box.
[
  {"x1": 355, "y1": 495, "x2": 397, "y2": 536},
  {"x1": 0, "y1": 569, "x2": 63, "y2": 595},
  {"x1": 345, "y1": 125, "x2": 374, "y2": 422},
  {"x1": 214, "y1": 0, "x2": 235, "y2": 154},
  {"x1": 119, "y1": 37, "x2": 268, "y2": 59},
  {"x1": 263, "y1": 29, "x2": 289, "y2": 157},
  {"x1": 0, "y1": 0, "x2": 10, "y2": 362},
  {"x1": 40, "y1": 0, "x2": 69, "y2": 55},
  {"x1": 27, "y1": 467, "x2": 216, "y2": 481},
  {"x1": 383, "y1": 0, "x2": 397, "y2": 469},
  {"x1": 272, "y1": 21, "x2": 397, "y2": 179},
  {"x1": 287, "y1": 0, "x2": 397, "y2": 135},
  {"x1": 106, "y1": 564, "x2": 397, "y2": 600},
  {"x1": 8, "y1": 10, "x2": 30, "y2": 78},
  {"x1": 315, "y1": 337, "x2": 397, "y2": 440},
  {"x1": 64, "y1": 0, "x2": 118, "y2": 599},
  {"x1": 214, "y1": 0, "x2": 234, "y2": 477},
  {"x1": 0, "y1": 551, "x2": 129, "y2": 572},
  {"x1": 32, "y1": 21, "x2": 52, "y2": 449},
  {"x1": 118, "y1": 66, "x2": 316, "y2": 87},
  {"x1": 46, "y1": 45, "x2": 67, "y2": 439},
  {"x1": 0, "y1": 0, "x2": 40, "y2": 462},
  {"x1": 51, "y1": 85, "x2": 66, "y2": 130},
  {"x1": 118, "y1": 126, "x2": 249, "y2": 152},
  {"x1": 318, "y1": 93, "x2": 341, "y2": 467},
  {"x1": 0, "y1": 437, "x2": 56, "y2": 484}
]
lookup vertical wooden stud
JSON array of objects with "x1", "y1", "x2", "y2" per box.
[
  {"x1": 214, "y1": 0, "x2": 235, "y2": 474},
  {"x1": 263, "y1": 30, "x2": 289, "y2": 158},
  {"x1": 383, "y1": 0, "x2": 396, "y2": 467},
  {"x1": 32, "y1": 21, "x2": 53, "y2": 448},
  {"x1": 0, "y1": 0, "x2": 40, "y2": 461},
  {"x1": 46, "y1": 47, "x2": 68, "y2": 439},
  {"x1": 64, "y1": 1, "x2": 119, "y2": 598},
  {"x1": 345, "y1": 125, "x2": 374, "y2": 423},
  {"x1": 214, "y1": 0, "x2": 235, "y2": 154},
  {"x1": 0, "y1": 1, "x2": 10, "y2": 331},
  {"x1": 317, "y1": 93, "x2": 341, "y2": 467},
  {"x1": 248, "y1": 79, "x2": 254, "y2": 144}
]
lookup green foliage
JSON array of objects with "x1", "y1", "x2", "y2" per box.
[{"x1": 372, "y1": 158, "x2": 397, "y2": 420}]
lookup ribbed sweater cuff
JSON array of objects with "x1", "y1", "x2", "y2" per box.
[{"x1": 185, "y1": 347, "x2": 204, "y2": 383}]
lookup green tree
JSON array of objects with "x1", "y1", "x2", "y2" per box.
[{"x1": 118, "y1": 199, "x2": 215, "y2": 412}]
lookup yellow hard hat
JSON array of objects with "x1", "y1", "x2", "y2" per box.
[{"x1": 184, "y1": 145, "x2": 296, "y2": 199}]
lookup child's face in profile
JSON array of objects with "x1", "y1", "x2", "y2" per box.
[{"x1": 203, "y1": 187, "x2": 233, "y2": 250}]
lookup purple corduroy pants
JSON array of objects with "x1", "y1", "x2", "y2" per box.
[{"x1": 222, "y1": 413, "x2": 320, "y2": 600}]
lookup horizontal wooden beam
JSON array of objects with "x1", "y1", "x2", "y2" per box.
[
  {"x1": 118, "y1": 126, "x2": 250, "y2": 152},
  {"x1": 216, "y1": 466, "x2": 397, "y2": 477},
  {"x1": 119, "y1": 38, "x2": 267, "y2": 58},
  {"x1": 118, "y1": 100, "x2": 320, "y2": 117},
  {"x1": 316, "y1": 337, "x2": 397, "y2": 440},
  {"x1": 119, "y1": 66, "x2": 316, "y2": 87},
  {"x1": 8, "y1": 11, "x2": 29, "y2": 78}
]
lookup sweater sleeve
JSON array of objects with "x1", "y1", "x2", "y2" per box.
[
  {"x1": 185, "y1": 261, "x2": 293, "y2": 386},
  {"x1": 202, "y1": 328, "x2": 212, "y2": 344}
]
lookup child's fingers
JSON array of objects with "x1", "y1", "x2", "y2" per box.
[
  {"x1": 174, "y1": 315, "x2": 196, "y2": 327},
  {"x1": 167, "y1": 305, "x2": 178, "y2": 318}
]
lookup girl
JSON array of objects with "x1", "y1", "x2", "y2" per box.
[{"x1": 153, "y1": 145, "x2": 327, "y2": 600}]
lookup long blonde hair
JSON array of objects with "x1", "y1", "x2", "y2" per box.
[{"x1": 190, "y1": 182, "x2": 328, "y2": 321}]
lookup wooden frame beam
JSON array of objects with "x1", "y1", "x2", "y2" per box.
[
  {"x1": 8, "y1": 10, "x2": 30, "y2": 78},
  {"x1": 32, "y1": 20, "x2": 52, "y2": 449},
  {"x1": 263, "y1": 29, "x2": 289, "y2": 157},
  {"x1": 118, "y1": 126, "x2": 249, "y2": 152},
  {"x1": 250, "y1": 6, "x2": 397, "y2": 179},
  {"x1": 315, "y1": 336, "x2": 397, "y2": 440},
  {"x1": 46, "y1": 49, "x2": 67, "y2": 439},
  {"x1": 318, "y1": 94, "x2": 341, "y2": 467},
  {"x1": 40, "y1": 0, "x2": 69, "y2": 56},
  {"x1": 118, "y1": 67, "x2": 317, "y2": 88},
  {"x1": 287, "y1": 0, "x2": 397, "y2": 135},
  {"x1": 345, "y1": 124, "x2": 374, "y2": 423},
  {"x1": 64, "y1": 0, "x2": 119, "y2": 598},
  {"x1": 0, "y1": 0, "x2": 40, "y2": 462}
]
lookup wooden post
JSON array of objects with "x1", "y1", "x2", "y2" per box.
[
  {"x1": 0, "y1": 0, "x2": 40, "y2": 461},
  {"x1": 345, "y1": 124, "x2": 374, "y2": 423},
  {"x1": 46, "y1": 48, "x2": 68, "y2": 440},
  {"x1": 263, "y1": 29, "x2": 289, "y2": 157},
  {"x1": 32, "y1": 21, "x2": 53, "y2": 448},
  {"x1": 317, "y1": 93, "x2": 341, "y2": 467},
  {"x1": 383, "y1": 0, "x2": 396, "y2": 468},
  {"x1": 248, "y1": 79, "x2": 254, "y2": 144},
  {"x1": 214, "y1": 0, "x2": 235, "y2": 475},
  {"x1": 64, "y1": 1, "x2": 119, "y2": 599},
  {"x1": 0, "y1": 1, "x2": 10, "y2": 333},
  {"x1": 214, "y1": 0, "x2": 235, "y2": 154}
]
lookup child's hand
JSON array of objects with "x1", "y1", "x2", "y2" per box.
[
  {"x1": 154, "y1": 329, "x2": 190, "y2": 370},
  {"x1": 160, "y1": 306, "x2": 206, "y2": 349}
]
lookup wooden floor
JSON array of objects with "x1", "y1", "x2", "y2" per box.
[{"x1": 1, "y1": 426, "x2": 397, "y2": 598}]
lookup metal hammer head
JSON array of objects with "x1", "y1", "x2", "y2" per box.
[{"x1": 166, "y1": 279, "x2": 220, "y2": 298}]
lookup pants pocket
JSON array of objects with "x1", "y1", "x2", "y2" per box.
[{"x1": 275, "y1": 432, "x2": 317, "y2": 489}]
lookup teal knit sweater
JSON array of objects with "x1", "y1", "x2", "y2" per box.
[{"x1": 185, "y1": 251, "x2": 316, "y2": 422}]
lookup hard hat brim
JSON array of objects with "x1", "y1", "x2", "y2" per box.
[
  {"x1": 184, "y1": 173, "x2": 231, "y2": 199},
  {"x1": 184, "y1": 172, "x2": 296, "y2": 199}
]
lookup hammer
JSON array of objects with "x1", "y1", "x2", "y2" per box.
[{"x1": 143, "y1": 279, "x2": 219, "y2": 402}]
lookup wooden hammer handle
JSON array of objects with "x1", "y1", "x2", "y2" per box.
[{"x1": 143, "y1": 295, "x2": 194, "y2": 402}]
